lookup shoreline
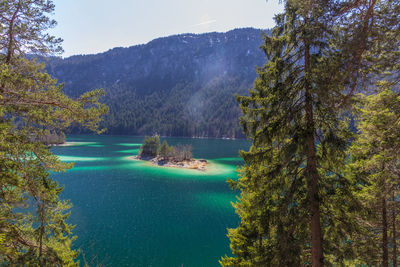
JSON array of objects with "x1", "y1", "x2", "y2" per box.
[
  {"x1": 50, "y1": 142, "x2": 74, "y2": 147},
  {"x1": 128, "y1": 155, "x2": 208, "y2": 171},
  {"x1": 50, "y1": 141, "x2": 98, "y2": 147},
  {"x1": 64, "y1": 134, "x2": 246, "y2": 141}
]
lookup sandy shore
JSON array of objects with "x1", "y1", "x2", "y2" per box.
[
  {"x1": 50, "y1": 141, "x2": 97, "y2": 147},
  {"x1": 128, "y1": 155, "x2": 207, "y2": 171},
  {"x1": 49, "y1": 142, "x2": 72, "y2": 147},
  {"x1": 50, "y1": 142, "x2": 72, "y2": 147}
]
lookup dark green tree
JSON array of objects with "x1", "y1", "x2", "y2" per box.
[
  {"x1": 0, "y1": 0, "x2": 108, "y2": 265},
  {"x1": 139, "y1": 135, "x2": 161, "y2": 157},
  {"x1": 159, "y1": 140, "x2": 170, "y2": 160},
  {"x1": 365, "y1": 0, "x2": 400, "y2": 82},
  {"x1": 222, "y1": 0, "x2": 379, "y2": 266}
]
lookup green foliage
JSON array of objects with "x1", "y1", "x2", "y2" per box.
[
  {"x1": 365, "y1": 0, "x2": 400, "y2": 81},
  {"x1": 222, "y1": 0, "x2": 385, "y2": 266},
  {"x1": 139, "y1": 137, "x2": 193, "y2": 162},
  {"x1": 0, "y1": 0, "x2": 63, "y2": 62},
  {"x1": 348, "y1": 86, "x2": 400, "y2": 265},
  {"x1": 159, "y1": 140, "x2": 171, "y2": 160},
  {"x1": 0, "y1": 0, "x2": 108, "y2": 265},
  {"x1": 96, "y1": 78, "x2": 250, "y2": 138},
  {"x1": 139, "y1": 135, "x2": 161, "y2": 157}
]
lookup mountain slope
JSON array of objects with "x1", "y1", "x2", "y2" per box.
[{"x1": 46, "y1": 28, "x2": 267, "y2": 138}]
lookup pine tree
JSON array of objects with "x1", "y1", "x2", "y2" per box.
[
  {"x1": 348, "y1": 86, "x2": 400, "y2": 266},
  {"x1": 0, "y1": 0, "x2": 108, "y2": 265},
  {"x1": 139, "y1": 135, "x2": 161, "y2": 157},
  {"x1": 159, "y1": 140, "x2": 170, "y2": 160},
  {"x1": 365, "y1": 0, "x2": 400, "y2": 82},
  {"x1": 0, "y1": 0, "x2": 63, "y2": 64},
  {"x1": 222, "y1": 0, "x2": 379, "y2": 265}
]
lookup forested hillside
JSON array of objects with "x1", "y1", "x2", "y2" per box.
[{"x1": 46, "y1": 28, "x2": 266, "y2": 137}]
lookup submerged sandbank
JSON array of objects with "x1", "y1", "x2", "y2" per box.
[
  {"x1": 128, "y1": 155, "x2": 207, "y2": 171},
  {"x1": 126, "y1": 156, "x2": 235, "y2": 177},
  {"x1": 52, "y1": 141, "x2": 99, "y2": 147}
]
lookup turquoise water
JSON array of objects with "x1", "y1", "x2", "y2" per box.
[{"x1": 51, "y1": 135, "x2": 249, "y2": 266}]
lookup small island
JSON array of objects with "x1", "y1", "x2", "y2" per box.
[{"x1": 132, "y1": 135, "x2": 207, "y2": 171}]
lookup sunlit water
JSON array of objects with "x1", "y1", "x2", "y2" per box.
[{"x1": 51, "y1": 135, "x2": 249, "y2": 266}]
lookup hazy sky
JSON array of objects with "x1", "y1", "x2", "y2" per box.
[{"x1": 51, "y1": 0, "x2": 284, "y2": 57}]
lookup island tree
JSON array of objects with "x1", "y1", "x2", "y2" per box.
[
  {"x1": 0, "y1": 0, "x2": 108, "y2": 265},
  {"x1": 159, "y1": 140, "x2": 171, "y2": 160},
  {"x1": 139, "y1": 136, "x2": 193, "y2": 162},
  {"x1": 172, "y1": 144, "x2": 193, "y2": 162},
  {"x1": 139, "y1": 135, "x2": 161, "y2": 157}
]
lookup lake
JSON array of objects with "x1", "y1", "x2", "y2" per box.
[{"x1": 51, "y1": 135, "x2": 250, "y2": 266}]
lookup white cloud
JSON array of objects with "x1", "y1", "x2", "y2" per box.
[
  {"x1": 190, "y1": 19, "x2": 217, "y2": 28},
  {"x1": 188, "y1": 14, "x2": 217, "y2": 31}
]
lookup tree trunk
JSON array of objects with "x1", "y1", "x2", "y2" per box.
[
  {"x1": 382, "y1": 196, "x2": 388, "y2": 267},
  {"x1": 304, "y1": 42, "x2": 323, "y2": 267},
  {"x1": 392, "y1": 192, "x2": 397, "y2": 267},
  {"x1": 6, "y1": 3, "x2": 21, "y2": 64},
  {"x1": 38, "y1": 201, "x2": 45, "y2": 267}
]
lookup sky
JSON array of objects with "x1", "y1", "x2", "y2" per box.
[{"x1": 51, "y1": 0, "x2": 284, "y2": 57}]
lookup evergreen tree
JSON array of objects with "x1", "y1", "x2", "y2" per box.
[
  {"x1": 139, "y1": 136, "x2": 161, "y2": 157},
  {"x1": 0, "y1": 0, "x2": 63, "y2": 64},
  {"x1": 222, "y1": 0, "x2": 379, "y2": 265},
  {"x1": 0, "y1": 0, "x2": 108, "y2": 265},
  {"x1": 159, "y1": 140, "x2": 170, "y2": 160},
  {"x1": 365, "y1": 0, "x2": 400, "y2": 82},
  {"x1": 348, "y1": 86, "x2": 400, "y2": 266}
]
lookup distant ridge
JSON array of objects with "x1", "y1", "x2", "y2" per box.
[{"x1": 46, "y1": 28, "x2": 268, "y2": 138}]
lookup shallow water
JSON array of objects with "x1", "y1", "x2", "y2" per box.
[{"x1": 51, "y1": 135, "x2": 249, "y2": 267}]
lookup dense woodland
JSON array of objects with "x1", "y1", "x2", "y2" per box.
[
  {"x1": 44, "y1": 28, "x2": 267, "y2": 138},
  {"x1": 0, "y1": 0, "x2": 399, "y2": 266}
]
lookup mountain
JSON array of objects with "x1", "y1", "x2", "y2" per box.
[{"x1": 46, "y1": 28, "x2": 267, "y2": 138}]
